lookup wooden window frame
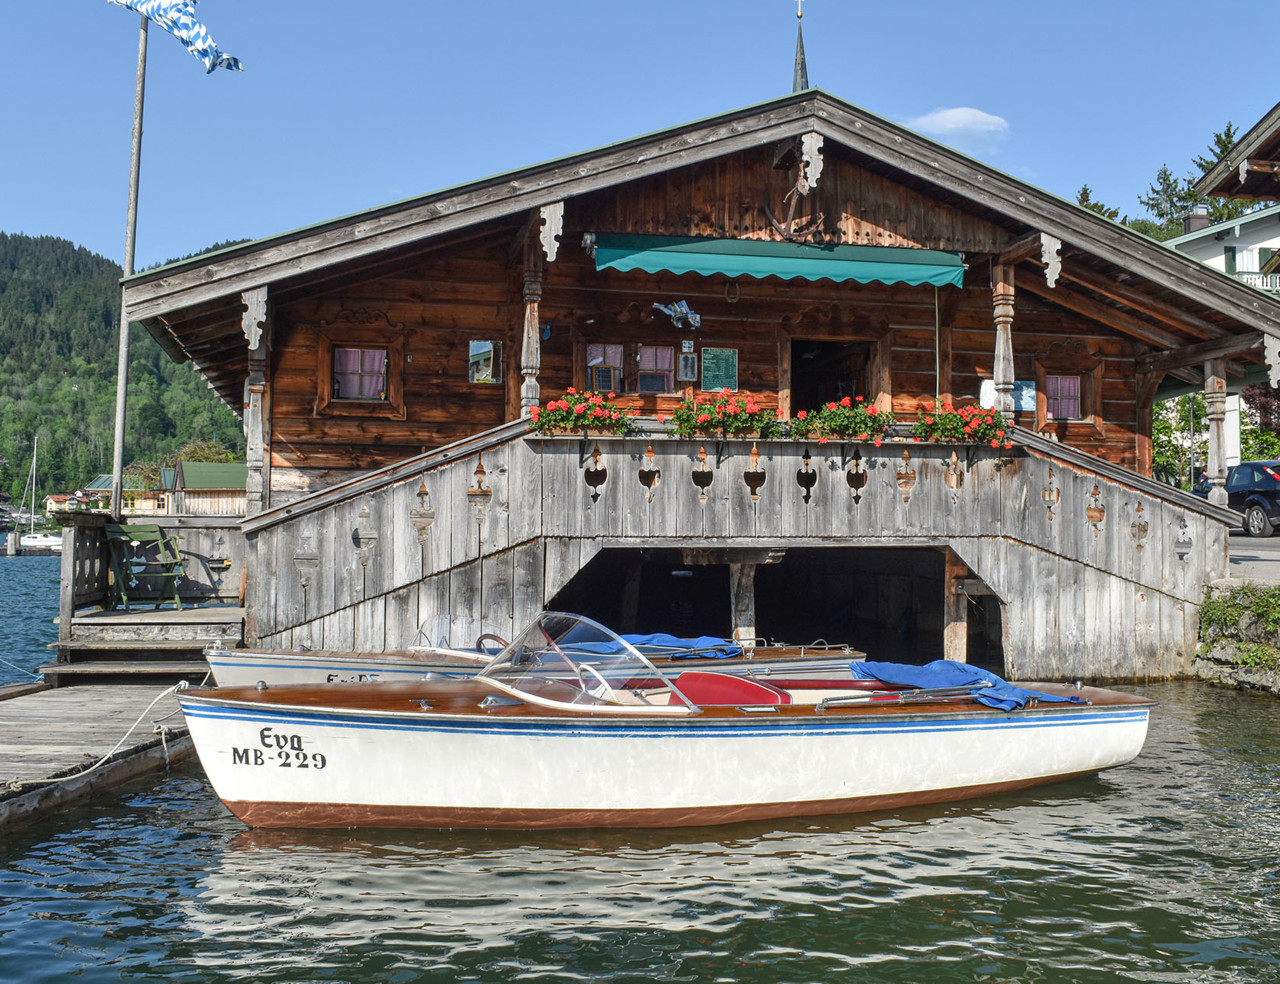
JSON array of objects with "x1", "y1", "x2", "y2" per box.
[
  {"x1": 1033, "y1": 342, "x2": 1103, "y2": 438},
  {"x1": 316, "y1": 326, "x2": 406, "y2": 420}
]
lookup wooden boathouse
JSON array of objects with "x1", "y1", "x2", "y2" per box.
[{"x1": 51, "y1": 87, "x2": 1280, "y2": 683}]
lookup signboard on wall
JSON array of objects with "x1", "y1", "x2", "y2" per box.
[{"x1": 701, "y1": 347, "x2": 738, "y2": 391}]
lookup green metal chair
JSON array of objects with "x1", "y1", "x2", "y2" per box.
[{"x1": 105, "y1": 523, "x2": 187, "y2": 610}]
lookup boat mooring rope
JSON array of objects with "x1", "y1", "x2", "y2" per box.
[
  {"x1": 4, "y1": 681, "x2": 188, "y2": 792},
  {"x1": 0, "y1": 655, "x2": 43, "y2": 682}
]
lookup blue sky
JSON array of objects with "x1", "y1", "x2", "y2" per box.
[{"x1": 2, "y1": 1, "x2": 1272, "y2": 270}]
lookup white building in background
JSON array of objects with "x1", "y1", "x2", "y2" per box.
[
  {"x1": 1165, "y1": 205, "x2": 1280, "y2": 468},
  {"x1": 1165, "y1": 203, "x2": 1280, "y2": 293}
]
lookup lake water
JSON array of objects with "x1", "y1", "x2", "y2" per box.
[{"x1": 2, "y1": 559, "x2": 1280, "y2": 982}]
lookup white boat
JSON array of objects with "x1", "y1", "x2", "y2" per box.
[
  {"x1": 16, "y1": 437, "x2": 61, "y2": 553},
  {"x1": 203, "y1": 615, "x2": 864, "y2": 687},
  {"x1": 178, "y1": 612, "x2": 1154, "y2": 830},
  {"x1": 19, "y1": 531, "x2": 62, "y2": 553}
]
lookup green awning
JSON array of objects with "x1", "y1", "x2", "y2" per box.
[{"x1": 592, "y1": 234, "x2": 965, "y2": 288}]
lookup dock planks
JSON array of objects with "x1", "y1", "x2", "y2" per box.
[{"x1": 0, "y1": 685, "x2": 195, "y2": 830}]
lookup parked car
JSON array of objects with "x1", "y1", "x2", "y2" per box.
[{"x1": 1202, "y1": 461, "x2": 1280, "y2": 537}]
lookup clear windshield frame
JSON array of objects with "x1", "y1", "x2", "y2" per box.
[{"x1": 476, "y1": 612, "x2": 697, "y2": 713}]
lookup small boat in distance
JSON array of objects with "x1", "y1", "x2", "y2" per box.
[
  {"x1": 178, "y1": 612, "x2": 1154, "y2": 831},
  {"x1": 19, "y1": 531, "x2": 62, "y2": 554}
]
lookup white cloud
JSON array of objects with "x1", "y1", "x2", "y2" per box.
[{"x1": 905, "y1": 107, "x2": 1010, "y2": 154}]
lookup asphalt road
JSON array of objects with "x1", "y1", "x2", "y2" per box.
[{"x1": 1228, "y1": 529, "x2": 1280, "y2": 582}]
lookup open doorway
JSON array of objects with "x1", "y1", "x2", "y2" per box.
[{"x1": 790, "y1": 339, "x2": 870, "y2": 411}]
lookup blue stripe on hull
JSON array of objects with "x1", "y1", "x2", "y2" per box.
[{"x1": 179, "y1": 699, "x2": 1148, "y2": 740}]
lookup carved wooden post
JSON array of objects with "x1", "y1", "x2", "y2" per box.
[
  {"x1": 1204, "y1": 357, "x2": 1228, "y2": 506},
  {"x1": 242, "y1": 286, "x2": 270, "y2": 516},
  {"x1": 520, "y1": 235, "x2": 544, "y2": 417},
  {"x1": 992, "y1": 263, "x2": 1016, "y2": 412},
  {"x1": 1134, "y1": 343, "x2": 1160, "y2": 479},
  {"x1": 871, "y1": 328, "x2": 893, "y2": 414}
]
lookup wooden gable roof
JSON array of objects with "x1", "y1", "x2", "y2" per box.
[
  {"x1": 1194, "y1": 99, "x2": 1280, "y2": 202},
  {"x1": 124, "y1": 89, "x2": 1280, "y2": 410}
]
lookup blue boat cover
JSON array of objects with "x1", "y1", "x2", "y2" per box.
[
  {"x1": 850, "y1": 660, "x2": 1085, "y2": 712},
  {"x1": 622, "y1": 633, "x2": 743, "y2": 659}
]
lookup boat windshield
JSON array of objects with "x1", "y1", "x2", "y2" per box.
[{"x1": 476, "y1": 612, "x2": 693, "y2": 712}]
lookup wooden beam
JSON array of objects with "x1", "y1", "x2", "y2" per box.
[
  {"x1": 1016, "y1": 275, "x2": 1183, "y2": 348},
  {"x1": 998, "y1": 232, "x2": 1042, "y2": 266},
  {"x1": 1059, "y1": 262, "x2": 1228, "y2": 340},
  {"x1": 1136, "y1": 332, "x2": 1263, "y2": 375}
]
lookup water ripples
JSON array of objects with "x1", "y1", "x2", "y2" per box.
[{"x1": 2, "y1": 682, "x2": 1280, "y2": 982}]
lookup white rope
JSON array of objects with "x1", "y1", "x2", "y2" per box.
[
  {"x1": 0, "y1": 656, "x2": 42, "y2": 682},
  {"x1": 4, "y1": 681, "x2": 188, "y2": 792}
]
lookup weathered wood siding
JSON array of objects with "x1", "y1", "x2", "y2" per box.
[
  {"x1": 260, "y1": 147, "x2": 1150, "y2": 500},
  {"x1": 247, "y1": 429, "x2": 1228, "y2": 680}
]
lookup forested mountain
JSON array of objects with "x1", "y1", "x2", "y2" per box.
[{"x1": 0, "y1": 232, "x2": 244, "y2": 502}]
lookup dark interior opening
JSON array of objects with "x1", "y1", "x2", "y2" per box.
[
  {"x1": 790, "y1": 339, "x2": 870, "y2": 411},
  {"x1": 754, "y1": 547, "x2": 945, "y2": 662}
]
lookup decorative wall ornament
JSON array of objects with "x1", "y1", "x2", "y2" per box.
[
  {"x1": 241, "y1": 286, "x2": 267, "y2": 348},
  {"x1": 353, "y1": 502, "x2": 379, "y2": 568},
  {"x1": 539, "y1": 201, "x2": 564, "y2": 262},
  {"x1": 944, "y1": 450, "x2": 964, "y2": 503},
  {"x1": 1040, "y1": 233, "x2": 1062, "y2": 288},
  {"x1": 1130, "y1": 501, "x2": 1149, "y2": 552},
  {"x1": 801, "y1": 131, "x2": 824, "y2": 188},
  {"x1": 467, "y1": 454, "x2": 493, "y2": 523},
  {"x1": 1175, "y1": 517, "x2": 1194, "y2": 563},
  {"x1": 744, "y1": 443, "x2": 767, "y2": 502},
  {"x1": 1085, "y1": 483, "x2": 1106, "y2": 537},
  {"x1": 638, "y1": 444, "x2": 661, "y2": 502},
  {"x1": 292, "y1": 535, "x2": 319, "y2": 593},
  {"x1": 584, "y1": 445, "x2": 608, "y2": 503},
  {"x1": 410, "y1": 475, "x2": 436, "y2": 541},
  {"x1": 796, "y1": 449, "x2": 817, "y2": 504},
  {"x1": 692, "y1": 446, "x2": 714, "y2": 503},
  {"x1": 895, "y1": 450, "x2": 916, "y2": 503},
  {"x1": 846, "y1": 447, "x2": 867, "y2": 503},
  {"x1": 1042, "y1": 467, "x2": 1061, "y2": 521}
]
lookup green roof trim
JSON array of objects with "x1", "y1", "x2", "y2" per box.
[
  {"x1": 594, "y1": 234, "x2": 965, "y2": 288},
  {"x1": 176, "y1": 461, "x2": 247, "y2": 490}
]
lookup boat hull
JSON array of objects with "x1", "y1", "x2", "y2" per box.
[{"x1": 179, "y1": 691, "x2": 1151, "y2": 830}]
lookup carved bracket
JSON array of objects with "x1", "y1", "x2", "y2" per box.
[
  {"x1": 539, "y1": 202, "x2": 564, "y2": 262},
  {"x1": 1040, "y1": 233, "x2": 1062, "y2": 288}
]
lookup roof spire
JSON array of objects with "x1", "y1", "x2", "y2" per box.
[{"x1": 792, "y1": 0, "x2": 810, "y2": 92}]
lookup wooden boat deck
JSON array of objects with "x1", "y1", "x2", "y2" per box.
[{"x1": 0, "y1": 684, "x2": 194, "y2": 830}]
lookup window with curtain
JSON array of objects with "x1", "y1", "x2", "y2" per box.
[
  {"x1": 584, "y1": 342, "x2": 675, "y2": 393},
  {"x1": 332, "y1": 347, "x2": 388, "y2": 400},
  {"x1": 1045, "y1": 373, "x2": 1081, "y2": 420}
]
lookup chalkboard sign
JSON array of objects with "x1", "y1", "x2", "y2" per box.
[{"x1": 701, "y1": 347, "x2": 738, "y2": 391}]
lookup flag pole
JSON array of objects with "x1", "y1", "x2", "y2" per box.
[{"x1": 110, "y1": 14, "x2": 148, "y2": 519}]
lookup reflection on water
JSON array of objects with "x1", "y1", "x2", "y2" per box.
[{"x1": 2, "y1": 681, "x2": 1279, "y2": 983}]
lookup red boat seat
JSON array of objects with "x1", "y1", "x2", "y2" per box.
[{"x1": 669, "y1": 671, "x2": 793, "y2": 706}]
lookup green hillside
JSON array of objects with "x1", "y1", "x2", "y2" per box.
[{"x1": 0, "y1": 232, "x2": 244, "y2": 502}]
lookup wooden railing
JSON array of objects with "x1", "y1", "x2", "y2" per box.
[
  {"x1": 1233, "y1": 271, "x2": 1280, "y2": 292},
  {"x1": 57, "y1": 512, "x2": 247, "y2": 642}
]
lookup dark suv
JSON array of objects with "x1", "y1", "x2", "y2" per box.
[{"x1": 1208, "y1": 461, "x2": 1280, "y2": 536}]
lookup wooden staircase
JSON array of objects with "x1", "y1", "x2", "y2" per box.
[{"x1": 41, "y1": 606, "x2": 244, "y2": 687}]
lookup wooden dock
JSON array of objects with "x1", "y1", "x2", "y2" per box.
[{"x1": 0, "y1": 684, "x2": 195, "y2": 831}]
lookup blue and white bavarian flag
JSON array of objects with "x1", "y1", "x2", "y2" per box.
[{"x1": 108, "y1": 0, "x2": 243, "y2": 73}]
